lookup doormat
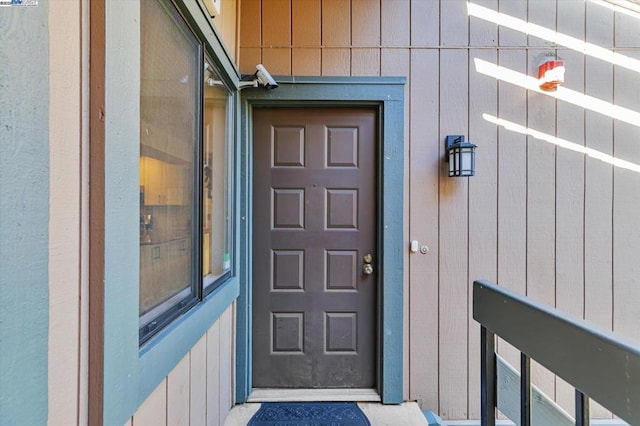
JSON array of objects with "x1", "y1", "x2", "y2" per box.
[{"x1": 248, "y1": 402, "x2": 371, "y2": 426}]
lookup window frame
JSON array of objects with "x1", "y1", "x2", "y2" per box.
[
  {"x1": 137, "y1": 0, "x2": 236, "y2": 344},
  {"x1": 94, "y1": 0, "x2": 241, "y2": 423},
  {"x1": 138, "y1": 0, "x2": 202, "y2": 344},
  {"x1": 202, "y1": 52, "x2": 235, "y2": 296}
]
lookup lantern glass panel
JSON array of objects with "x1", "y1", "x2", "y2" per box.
[{"x1": 461, "y1": 149, "x2": 472, "y2": 175}]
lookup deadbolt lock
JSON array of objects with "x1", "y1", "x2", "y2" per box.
[{"x1": 363, "y1": 253, "x2": 373, "y2": 264}]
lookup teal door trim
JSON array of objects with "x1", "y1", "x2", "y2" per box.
[{"x1": 236, "y1": 76, "x2": 405, "y2": 404}]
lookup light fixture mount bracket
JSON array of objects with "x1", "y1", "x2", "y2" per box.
[{"x1": 445, "y1": 135, "x2": 465, "y2": 161}]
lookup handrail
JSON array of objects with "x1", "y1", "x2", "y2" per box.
[{"x1": 473, "y1": 280, "x2": 640, "y2": 426}]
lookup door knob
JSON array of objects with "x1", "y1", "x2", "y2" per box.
[{"x1": 362, "y1": 253, "x2": 374, "y2": 275}]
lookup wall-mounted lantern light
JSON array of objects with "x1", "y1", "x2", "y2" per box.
[
  {"x1": 445, "y1": 135, "x2": 477, "y2": 177},
  {"x1": 538, "y1": 53, "x2": 565, "y2": 91}
]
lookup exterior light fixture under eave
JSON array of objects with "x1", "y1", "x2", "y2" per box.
[{"x1": 445, "y1": 135, "x2": 477, "y2": 177}]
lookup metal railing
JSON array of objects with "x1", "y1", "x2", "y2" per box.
[{"x1": 473, "y1": 280, "x2": 640, "y2": 426}]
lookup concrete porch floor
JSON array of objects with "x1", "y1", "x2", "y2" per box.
[{"x1": 223, "y1": 402, "x2": 429, "y2": 425}]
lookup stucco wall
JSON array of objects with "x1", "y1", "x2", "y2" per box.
[
  {"x1": 239, "y1": 0, "x2": 640, "y2": 420},
  {"x1": 0, "y1": 2, "x2": 50, "y2": 425}
]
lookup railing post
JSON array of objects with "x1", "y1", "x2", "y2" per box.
[
  {"x1": 576, "y1": 390, "x2": 590, "y2": 426},
  {"x1": 521, "y1": 353, "x2": 531, "y2": 426},
  {"x1": 481, "y1": 326, "x2": 496, "y2": 426}
]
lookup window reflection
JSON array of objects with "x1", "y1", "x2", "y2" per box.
[
  {"x1": 202, "y1": 59, "x2": 232, "y2": 288},
  {"x1": 139, "y1": 0, "x2": 198, "y2": 331},
  {"x1": 138, "y1": 0, "x2": 234, "y2": 342}
]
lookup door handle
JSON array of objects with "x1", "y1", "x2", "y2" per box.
[{"x1": 362, "y1": 253, "x2": 374, "y2": 275}]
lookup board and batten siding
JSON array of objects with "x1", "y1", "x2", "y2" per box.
[
  {"x1": 211, "y1": 0, "x2": 239, "y2": 62},
  {"x1": 127, "y1": 304, "x2": 235, "y2": 426},
  {"x1": 239, "y1": 0, "x2": 640, "y2": 421}
]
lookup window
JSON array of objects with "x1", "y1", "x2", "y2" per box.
[
  {"x1": 203, "y1": 57, "x2": 233, "y2": 290},
  {"x1": 139, "y1": 0, "x2": 233, "y2": 343}
]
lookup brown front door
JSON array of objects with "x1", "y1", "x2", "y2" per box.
[{"x1": 252, "y1": 107, "x2": 377, "y2": 389}]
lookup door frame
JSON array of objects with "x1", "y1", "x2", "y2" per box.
[{"x1": 236, "y1": 76, "x2": 405, "y2": 404}]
